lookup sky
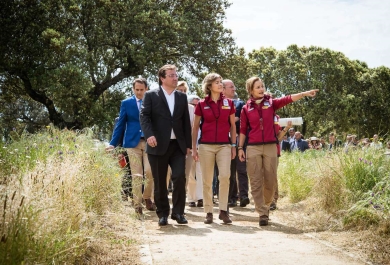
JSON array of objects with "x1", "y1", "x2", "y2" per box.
[{"x1": 224, "y1": 0, "x2": 390, "y2": 68}]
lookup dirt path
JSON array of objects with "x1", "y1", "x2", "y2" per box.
[{"x1": 136, "y1": 199, "x2": 369, "y2": 265}]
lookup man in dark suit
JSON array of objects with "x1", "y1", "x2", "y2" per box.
[
  {"x1": 280, "y1": 135, "x2": 291, "y2": 152},
  {"x1": 140, "y1": 64, "x2": 192, "y2": 226},
  {"x1": 290, "y1": 131, "x2": 309, "y2": 152},
  {"x1": 106, "y1": 78, "x2": 156, "y2": 215}
]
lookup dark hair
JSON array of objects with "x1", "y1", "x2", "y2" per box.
[
  {"x1": 158, "y1": 64, "x2": 176, "y2": 86},
  {"x1": 132, "y1": 77, "x2": 148, "y2": 89}
]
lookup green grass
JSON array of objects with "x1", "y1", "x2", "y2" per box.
[{"x1": 0, "y1": 127, "x2": 126, "y2": 264}]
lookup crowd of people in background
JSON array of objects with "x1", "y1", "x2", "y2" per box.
[{"x1": 106, "y1": 64, "x2": 389, "y2": 228}]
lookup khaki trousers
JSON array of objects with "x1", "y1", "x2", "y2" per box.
[
  {"x1": 199, "y1": 144, "x2": 231, "y2": 212},
  {"x1": 126, "y1": 140, "x2": 153, "y2": 208},
  {"x1": 246, "y1": 144, "x2": 277, "y2": 216},
  {"x1": 187, "y1": 160, "x2": 203, "y2": 202},
  {"x1": 274, "y1": 157, "x2": 279, "y2": 202}
]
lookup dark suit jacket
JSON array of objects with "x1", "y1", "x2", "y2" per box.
[
  {"x1": 140, "y1": 87, "x2": 192, "y2": 156},
  {"x1": 281, "y1": 140, "x2": 291, "y2": 152},
  {"x1": 110, "y1": 95, "x2": 143, "y2": 148},
  {"x1": 291, "y1": 139, "x2": 309, "y2": 152}
]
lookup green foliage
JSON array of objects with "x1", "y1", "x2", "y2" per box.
[
  {"x1": 0, "y1": 0, "x2": 235, "y2": 135},
  {"x1": 340, "y1": 152, "x2": 386, "y2": 197},
  {"x1": 0, "y1": 127, "x2": 124, "y2": 264},
  {"x1": 278, "y1": 151, "x2": 316, "y2": 203}
]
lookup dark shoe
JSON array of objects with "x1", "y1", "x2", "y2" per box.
[
  {"x1": 135, "y1": 207, "x2": 143, "y2": 215},
  {"x1": 171, "y1": 213, "x2": 188, "y2": 224},
  {"x1": 228, "y1": 200, "x2": 237, "y2": 207},
  {"x1": 197, "y1": 199, "x2": 203, "y2": 207},
  {"x1": 188, "y1": 202, "x2": 196, "y2": 207},
  {"x1": 270, "y1": 201, "x2": 277, "y2": 211},
  {"x1": 204, "y1": 213, "x2": 213, "y2": 224},
  {"x1": 158, "y1": 216, "x2": 168, "y2": 226},
  {"x1": 259, "y1": 215, "x2": 269, "y2": 226},
  {"x1": 240, "y1": 196, "x2": 250, "y2": 207},
  {"x1": 219, "y1": 210, "x2": 232, "y2": 224},
  {"x1": 144, "y1": 198, "x2": 156, "y2": 211}
]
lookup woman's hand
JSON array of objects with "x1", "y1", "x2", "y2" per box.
[
  {"x1": 231, "y1": 146, "x2": 236, "y2": 160},
  {"x1": 238, "y1": 149, "x2": 245, "y2": 162}
]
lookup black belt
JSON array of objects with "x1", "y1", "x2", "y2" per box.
[
  {"x1": 170, "y1": 139, "x2": 177, "y2": 142},
  {"x1": 140, "y1": 137, "x2": 145, "y2": 140}
]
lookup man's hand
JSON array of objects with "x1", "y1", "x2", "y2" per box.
[
  {"x1": 147, "y1": 136, "x2": 157, "y2": 147},
  {"x1": 105, "y1": 145, "x2": 115, "y2": 152}
]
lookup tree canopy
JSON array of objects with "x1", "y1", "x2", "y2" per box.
[
  {"x1": 215, "y1": 45, "x2": 390, "y2": 139},
  {"x1": 1, "y1": 1, "x2": 389, "y2": 142},
  {"x1": 0, "y1": 0, "x2": 235, "y2": 137}
]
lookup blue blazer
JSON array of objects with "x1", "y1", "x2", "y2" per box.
[{"x1": 110, "y1": 95, "x2": 143, "y2": 148}]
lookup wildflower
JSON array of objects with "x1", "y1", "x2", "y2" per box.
[
  {"x1": 26, "y1": 156, "x2": 31, "y2": 159},
  {"x1": 46, "y1": 126, "x2": 50, "y2": 128},
  {"x1": 371, "y1": 193, "x2": 375, "y2": 197},
  {"x1": 49, "y1": 146, "x2": 53, "y2": 149},
  {"x1": 359, "y1": 158, "x2": 362, "y2": 161},
  {"x1": 14, "y1": 149, "x2": 18, "y2": 152},
  {"x1": 58, "y1": 151, "x2": 63, "y2": 155}
]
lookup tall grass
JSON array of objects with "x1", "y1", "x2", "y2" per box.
[
  {"x1": 278, "y1": 147, "x2": 390, "y2": 263},
  {"x1": 0, "y1": 127, "x2": 125, "y2": 264}
]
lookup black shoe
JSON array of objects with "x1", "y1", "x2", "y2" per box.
[
  {"x1": 171, "y1": 213, "x2": 188, "y2": 224},
  {"x1": 188, "y1": 202, "x2": 196, "y2": 207},
  {"x1": 270, "y1": 201, "x2": 277, "y2": 211},
  {"x1": 228, "y1": 200, "x2": 237, "y2": 207},
  {"x1": 197, "y1": 199, "x2": 203, "y2": 207},
  {"x1": 158, "y1": 216, "x2": 168, "y2": 226},
  {"x1": 240, "y1": 196, "x2": 250, "y2": 207}
]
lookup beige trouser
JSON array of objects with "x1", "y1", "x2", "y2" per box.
[
  {"x1": 274, "y1": 157, "x2": 279, "y2": 202},
  {"x1": 187, "y1": 160, "x2": 203, "y2": 202},
  {"x1": 199, "y1": 144, "x2": 231, "y2": 212},
  {"x1": 246, "y1": 144, "x2": 277, "y2": 216},
  {"x1": 126, "y1": 140, "x2": 153, "y2": 208}
]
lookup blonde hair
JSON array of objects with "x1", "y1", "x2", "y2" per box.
[
  {"x1": 202, "y1": 73, "x2": 222, "y2": 95},
  {"x1": 176, "y1": 81, "x2": 189, "y2": 93},
  {"x1": 245, "y1": 76, "x2": 264, "y2": 96}
]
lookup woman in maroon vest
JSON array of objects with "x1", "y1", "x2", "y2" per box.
[
  {"x1": 238, "y1": 76, "x2": 318, "y2": 226},
  {"x1": 192, "y1": 73, "x2": 236, "y2": 224}
]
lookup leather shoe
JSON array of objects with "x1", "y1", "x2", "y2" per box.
[
  {"x1": 144, "y1": 198, "x2": 156, "y2": 211},
  {"x1": 204, "y1": 213, "x2": 213, "y2": 224},
  {"x1": 228, "y1": 199, "x2": 237, "y2": 207},
  {"x1": 188, "y1": 202, "x2": 196, "y2": 207},
  {"x1": 135, "y1": 207, "x2": 143, "y2": 215},
  {"x1": 196, "y1": 199, "x2": 203, "y2": 207},
  {"x1": 219, "y1": 210, "x2": 232, "y2": 224},
  {"x1": 158, "y1": 216, "x2": 168, "y2": 226},
  {"x1": 270, "y1": 201, "x2": 277, "y2": 211},
  {"x1": 240, "y1": 196, "x2": 250, "y2": 207},
  {"x1": 171, "y1": 213, "x2": 188, "y2": 224},
  {"x1": 259, "y1": 215, "x2": 269, "y2": 226}
]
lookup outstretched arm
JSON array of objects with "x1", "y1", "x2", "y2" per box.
[{"x1": 291, "y1": 89, "x2": 319, "y2": 102}]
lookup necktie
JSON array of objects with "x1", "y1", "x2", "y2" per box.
[{"x1": 138, "y1": 99, "x2": 144, "y2": 137}]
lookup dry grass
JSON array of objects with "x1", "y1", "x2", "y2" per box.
[{"x1": 0, "y1": 128, "x2": 142, "y2": 264}]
